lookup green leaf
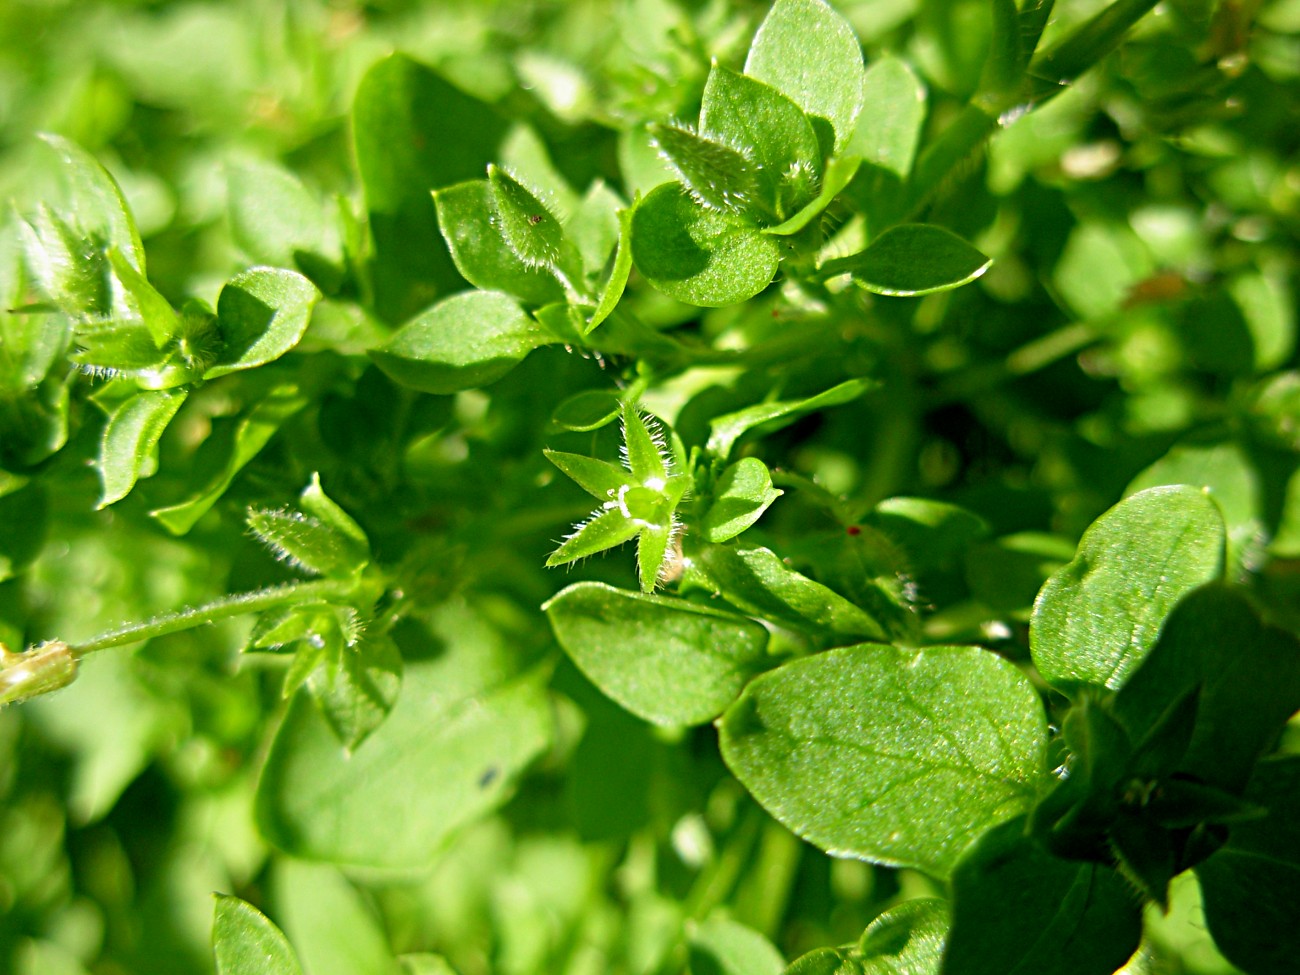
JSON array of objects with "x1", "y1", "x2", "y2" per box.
[
  {"x1": 544, "y1": 449, "x2": 635, "y2": 500},
  {"x1": 1111, "y1": 584, "x2": 1300, "y2": 793},
  {"x1": 1028, "y1": 0, "x2": 1161, "y2": 104},
  {"x1": 487, "y1": 164, "x2": 568, "y2": 271},
  {"x1": 226, "y1": 161, "x2": 333, "y2": 270},
  {"x1": 702, "y1": 457, "x2": 783, "y2": 543},
  {"x1": 1126, "y1": 439, "x2": 1263, "y2": 580},
  {"x1": 206, "y1": 268, "x2": 320, "y2": 379},
  {"x1": 107, "y1": 248, "x2": 177, "y2": 346},
  {"x1": 307, "y1": 630, "x2": 403, "y2": 752},
  {"x1": 1196, "y1": 756, "x2": 1300, "y2": 975},
  {"x1": 300, "y1": 473, "x2": 369, "y2": 555},
  {"x1": 976, "y1": 0, "x2": 1030, "y2": 113},
  {"x1": 272, "y1": 859, "x2": 397, "y2": 975},
  {"x1": 256, "y1": 602, "x2": 552, "y2": 867},
  {"x1": 1030, "y1": 485, "x2": 1226, "y2": 694},
  {"x1": 37, "y1": 133, "x2": 144, "y2": 271},
  {"x1": 19, "y1": 206, "x2": 112, "y2": 319},
  {"x1": 568, "y1": 179, "x2": 624, "y2": 283},
  {"x1": 544, "y1": 581, "x2": 768, "y2": 726},
  {"x1": 719, "y1": 644, "x2": 1048, "y2": 876},
  {"x1": 96, "y1": 388, "x2": 187, "y2": 507},
  {"x1": 433, "y1": 180, "x2": 567, "y2": 306},
  {"x1": 821, "y1": 224, "x2": 991, "y2": 297},
  {"x1": 851, "y1": 55, "x2": 926, "y2": 181},
  {"x1": 630, "y1": 183, "x2": 779, "y2": 307},
  {"x1": 688, "y1": 915, "x2": 785, "y2": 975},
  {"x1": 369, "y1": 290, "x2": 549, "y2": 394},
  {"x1": 857, "y1": 898, "x2": 949, "y2": 975},
  {"x1": 212, "y1": 895, "x2": 304, "y2": 975},
  {"x1": 584, "y1": 203, "x2": 634, "y2": 334},
  {"x1": 690, "y1": 543, "x2": 888, "y2": 642},
  {"x1": 246, "y1": 508, "x2": 367, "y2": 580},
  {"x1": 353, "y1": 54, "x2": 506, "y2": 322},
  {"x1": 548, "y1": 390, "x2": 622, "y2": 433},
  {"x1": 648, "y1": 122, "x2": 763, "y2": 215},
  {"x1": 744, "y1": 0, "x2": 866, "y2": 154},
  {"x1": 707, "y1": 379, "x2": 874, "y2": 458},
  {"x1": 699, "y1": 65, "x2": 822, "y2": 221},
  {"x1": 782, "y1": 948, "x2": 856, "y2": 975},
  {"x1": 151, "y1": 384, "x2": 307, "y2": 535},
  {"x1": 944, "y1": 818, "x2": 1143, "y2": 975},
  {"x1": 546, "y1": 508, "x2": 643, "y2": 566}
]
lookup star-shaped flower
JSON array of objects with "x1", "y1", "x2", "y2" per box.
[{"x1": 545, "y1": 404, "x2": 690, "y2": 592}]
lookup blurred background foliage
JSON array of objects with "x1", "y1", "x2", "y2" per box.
[{"x1": 0, "y1": 0, "x2": 1298, "y2": 972}]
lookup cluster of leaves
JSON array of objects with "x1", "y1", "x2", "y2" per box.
[{"x1": 1, "y1": 0, "x2": 1299, "y2": 974}]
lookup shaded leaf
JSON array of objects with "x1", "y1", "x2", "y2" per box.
[
  {"x1": 256, "y1": 602, "x2": 552, "y2": 867},
  {"x1": 1196, "y1": 757, "x2": 1300, "y2": 975},
  {"x1": 353, "y1": 55, "x2": 506, "y2": 322},
  {"x1": 944, "y1": 818, "x2": 1143, "y2": 975},
  {"x1": 151, "y1": 384, "x2": 307, "y2": 535},
  {"x1": 631, "y1": 183, "x2": 779, "y2": 307},
  {"x1": 707, "y1": 379, "x2": 873, "y2": 457},
  {"x1": 207, "y1": 268, "x2": 320, "y2": 379}
]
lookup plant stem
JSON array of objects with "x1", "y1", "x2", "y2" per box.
[{"x1": 68, "y1": 579, "x2": 354, "y2": 657}]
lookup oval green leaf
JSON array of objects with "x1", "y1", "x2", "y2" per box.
[
  {"x1": 821, "y1": 224, "x2": 991, "y2": 297},
  {"x1": 1030, "y1": 485, "x2": 1226, "y2": 693},
  {"x1": 544, "y1": 581, "x2": 768, "y2": 726},
  {"x1": 631, "y1": 183, "x2": 779, "y2": 307},
  {"x1": 213, "y1": 895, "x2": 304, "y2": 975},
  {"x1": 743, "y1": 0, "x2": 866, "y2": 154},
  {"x1": 719, "y1": 643, "x2": 1048, "y2": 876},
  {"x1": 369, "y1": 290, "x2": 548, "y2": 394}
]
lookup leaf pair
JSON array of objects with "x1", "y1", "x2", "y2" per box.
[{"x1": 631, "y1": 0, "x2": 866, "y2": 306}]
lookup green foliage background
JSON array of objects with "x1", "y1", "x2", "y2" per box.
[{"x1": 1, "y1": 0, "x2": 1298, "y2": 973}]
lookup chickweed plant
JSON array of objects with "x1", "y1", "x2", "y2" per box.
[{"x1": 1, "y1": 0, "x2": 1298, "y2": 973}]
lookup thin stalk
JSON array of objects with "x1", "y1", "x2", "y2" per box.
[{"x1": 69, "y1": 578, "x2": 354, "y2": 656}]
